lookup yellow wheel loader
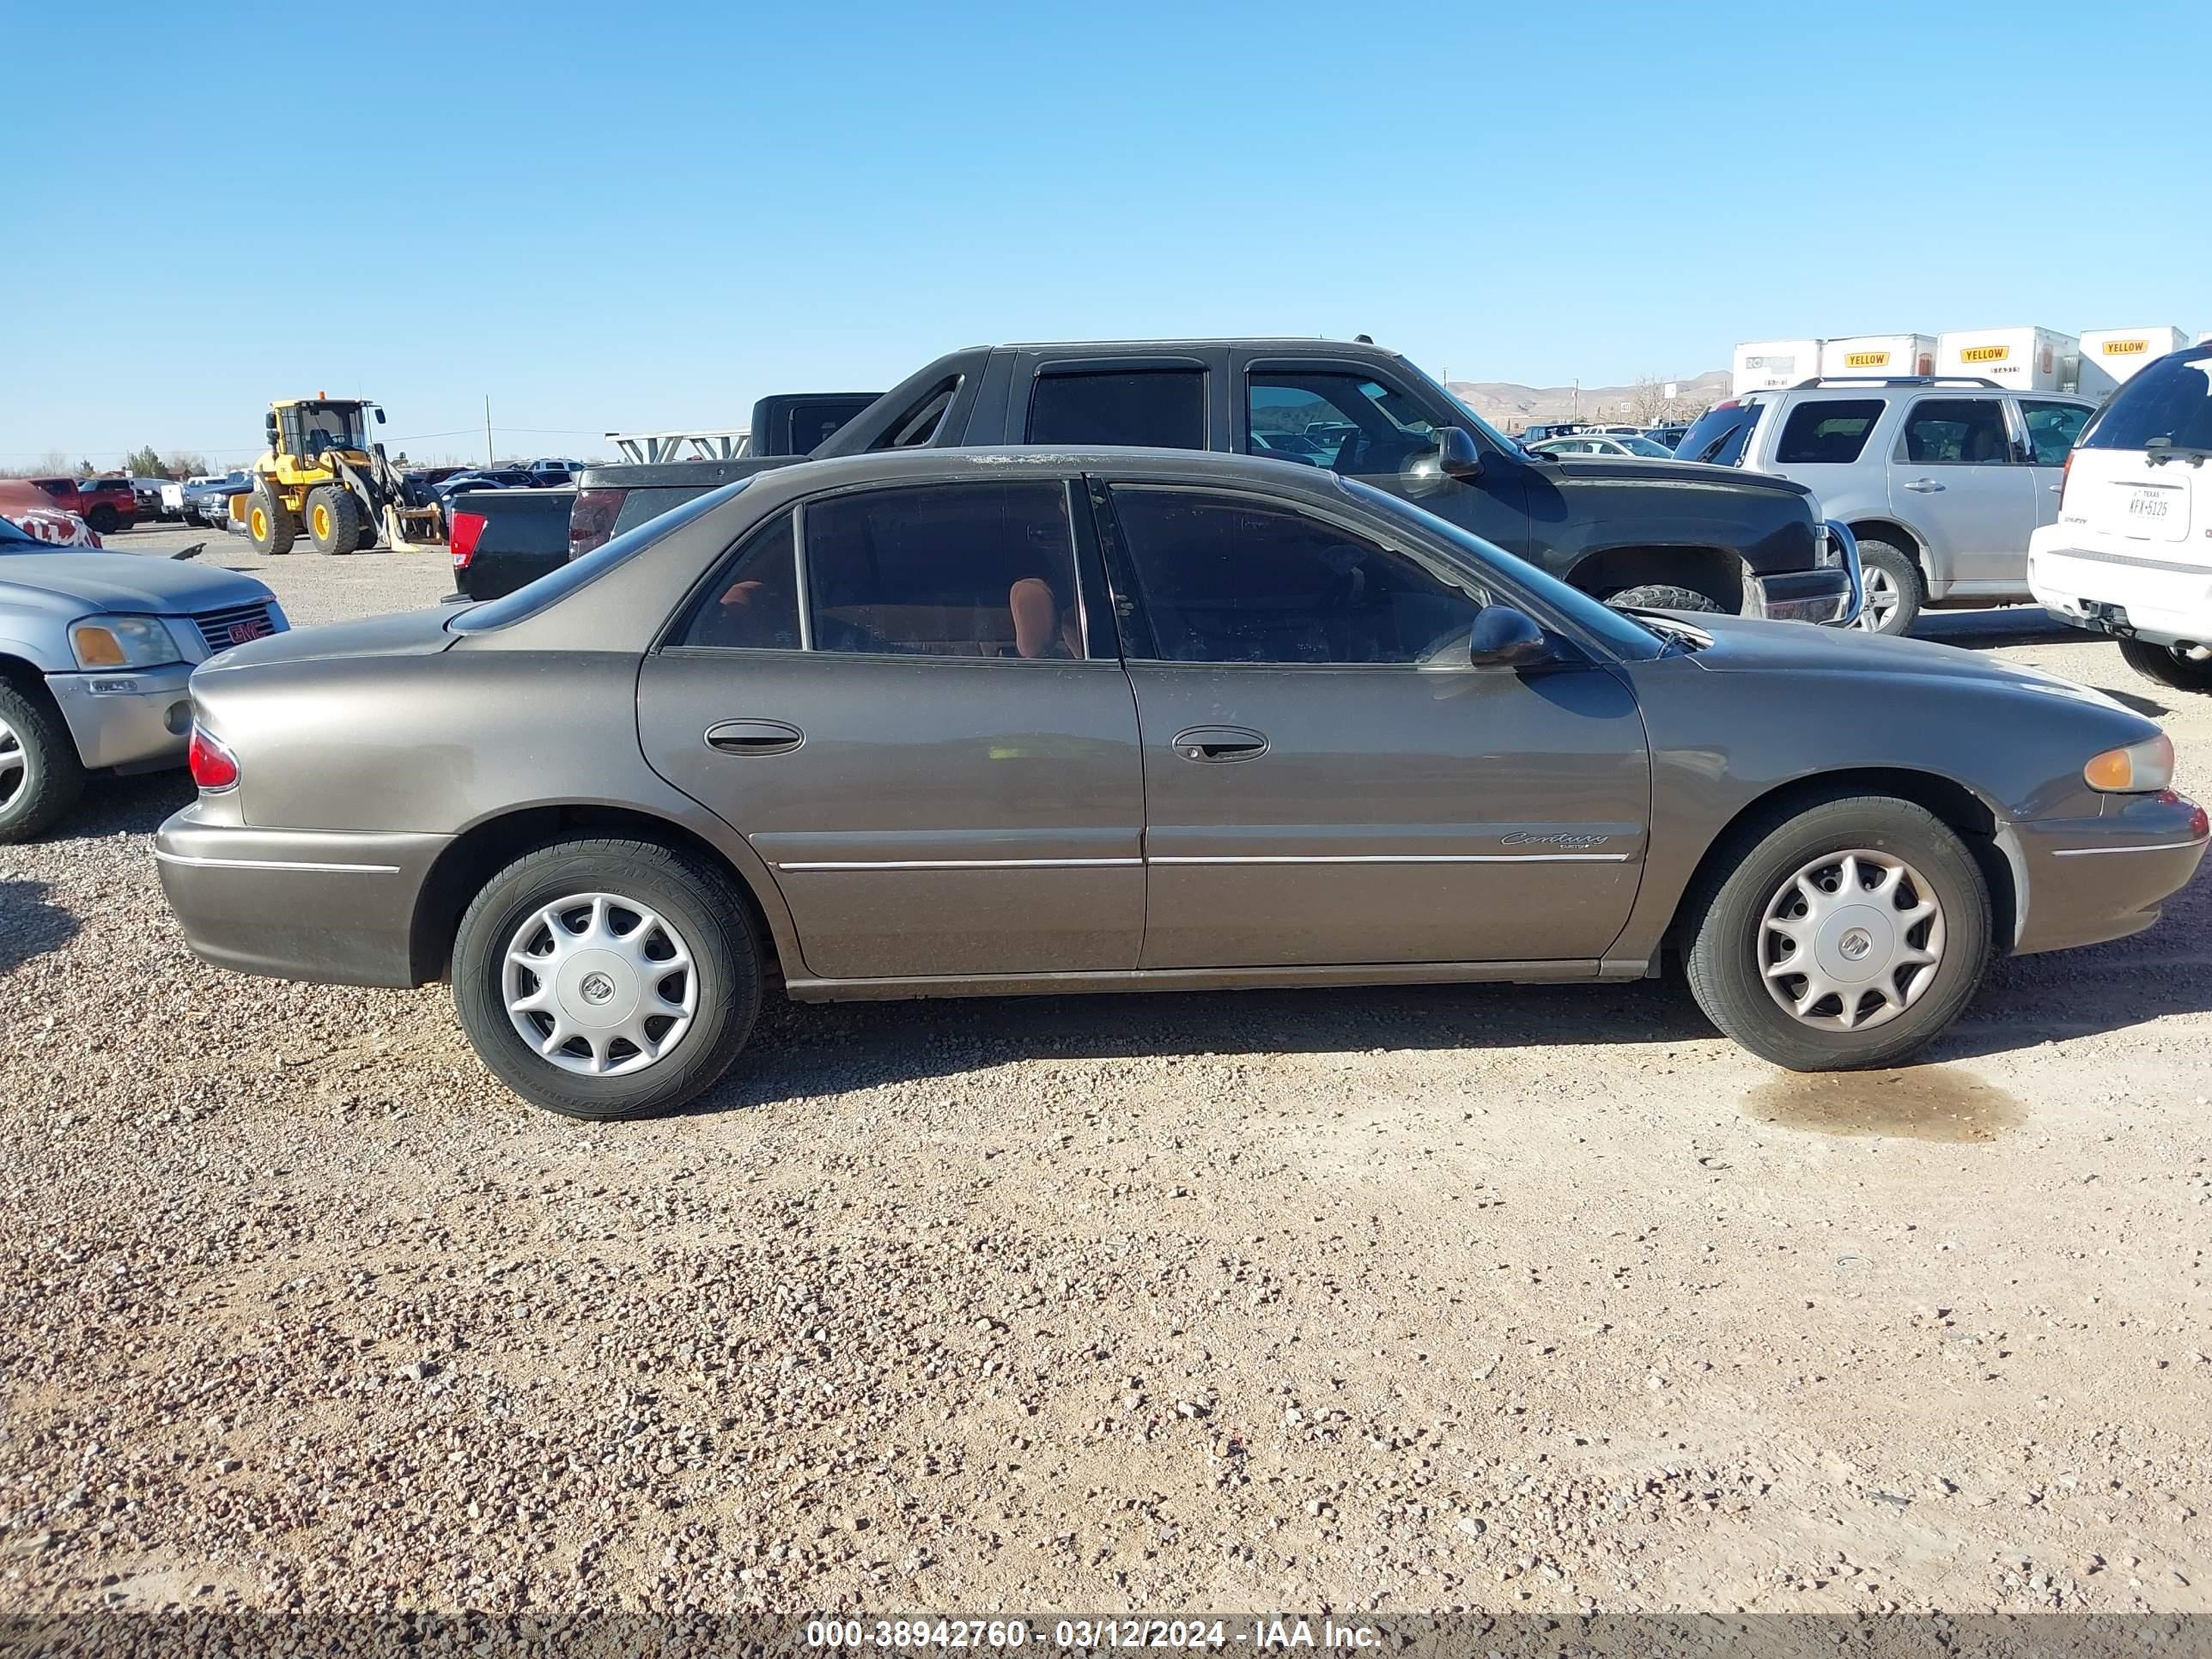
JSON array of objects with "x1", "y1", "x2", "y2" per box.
[{"x1": 244, "y1": 397, "x2": 447, "y2": 556}]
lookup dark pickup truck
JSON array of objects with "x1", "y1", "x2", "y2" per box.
[{"x1": 457, "y1": 342, "x2": 1852, "y2": 623}]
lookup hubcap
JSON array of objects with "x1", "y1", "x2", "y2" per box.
[
  {"x1": 502, "y1": 892, "x2": 697, "y2": 1077},
  {"x1": 1853, "y1": 567, "x2": 1901, "y2": 633},
  {"x1": 0, "y1": 712, "x2": 25, "y2": 806},
  {"x1": 1759, "y1": 849, "x2": 1945, "y2": 1031}
]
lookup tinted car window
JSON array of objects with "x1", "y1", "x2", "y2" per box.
[
  {"x1": 1247, "y1": 372, "x2": 1442, "y2": 474},
  {"x1": 2020, "y1": 401, "x2": 2092, "y2": 466},
  {"x1": 676, "y1": 512, "x2": 801, "y2": 650},
  {"x1": 1110, "y1": 487, "x2": 1486, "y2": 665},
  {"x1": 868, "y1": 377, "x2": 959, "y2": 452},
  {"x1": 453, "y1": 480, "x2": 748, "y2": 633},
  {"x1": 805, "y1": 482, "x2": 1081, "y2": 659},
  {"x1": 1899, "y1": 398, "x2": 2011, "y2": 465},
  {"x1": 2080, "y1": 348, "x2": 2212, "y2": 453},
  {"x1": 1674, "y1": 403, "x2": 1758, "y2": 465},
  {"x1": 1775, "y1": 399, "x2": 1884, "y2": 465},
  {"x1": 1027, "y1": 369, "x2": 1206, "y2": 449}
]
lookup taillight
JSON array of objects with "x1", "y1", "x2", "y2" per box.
[
  {"x1": 187, "y1": 726, "x2": 240, "y2": 792},
  {"x1": 449, "y1": 510, "x2": 487, "y2": 570},
  {"x1": 2058, "y1": 450, "x2": 2075, "y2": 514},
  {"x1": 568, "y1": 488, "x2": 627, "y2": 558}
]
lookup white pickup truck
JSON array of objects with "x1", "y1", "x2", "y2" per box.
[{"x1": 2030, "y1": 343, "x2": 2212, "y2": 690}]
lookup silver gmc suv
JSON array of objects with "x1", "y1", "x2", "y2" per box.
[{"x1": 1675, "y1": 377, "x2": 2097, "y2": 634}]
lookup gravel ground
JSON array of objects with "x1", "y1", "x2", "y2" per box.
[{"x1": 2, "y1": 522, "x2": 2208, "y2": 1620}]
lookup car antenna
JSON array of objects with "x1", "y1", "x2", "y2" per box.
[{"x1": 1354, "y1": 333, "x2": 1374, "y2": 344}]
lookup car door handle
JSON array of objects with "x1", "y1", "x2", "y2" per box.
[
  {"x1": 1904, "y1": 478, "x2": 1945, "y2": 493},
  {"x1": 705, "y1": 719, "x2": 804, "y2": 756},
  {"x1": 2048, "y1": 483, "x2": 2063, "y2": 492},
  {"x1": 1171, "y1": 726, "x2": 1268, "y2": 763}
]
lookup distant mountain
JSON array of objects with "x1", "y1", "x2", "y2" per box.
[{"x1": 1448, "y1": 369, "x2": 1730, "y2": 431}]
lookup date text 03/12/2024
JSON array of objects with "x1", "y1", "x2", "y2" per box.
[{"x1": 805, "y1": 1619, "x2": 1383, "y2": 1650}]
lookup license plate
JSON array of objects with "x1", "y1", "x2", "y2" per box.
[
  {"x1": 228, "y1": 617, "x2": 273, "y2": 644},
  {"x1": 2125, "y1": 487, "x2": 2172, "y2": 523}
]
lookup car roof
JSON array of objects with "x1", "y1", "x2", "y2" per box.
[{"x1": 979, "y1": 337, "x2": 1401, "y2": 357}]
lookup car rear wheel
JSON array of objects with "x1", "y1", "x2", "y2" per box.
[
  {"x1": 0, "y1": 680, "x2": 87, "y2": 844},
  {"x1": 305, "y1": 486, "x2": 363, "y2": 556},
  {"x1": 1850, "y1": 538, "x2": 1923, "y2": 636},
  {"x1": 1607, "y1": 583, "x2": 1725, "y2": 614},
  {"x1": 452, "y1": 837, "x2": 762, "y2": 1120},
  {"x1": 247, "y1": 484, "x2": 296, "y2": 556},
  {"x1": 85, "y1": 504, "x2": 119, "y2": 534},
  {"x1": 2118, "y1": 636, "x2": 2212, "y2": 693},
  {"x1": 1684, "y1": 794, "x2": 1990, "y2": 1072}
]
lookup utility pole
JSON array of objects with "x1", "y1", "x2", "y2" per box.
[{"x1": 484, "y1": 396, "x2": 494, "y2": 465}]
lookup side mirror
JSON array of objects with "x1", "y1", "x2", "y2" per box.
[
  {"x1": 1438, "y1": 425, "x2": 1484, "y2": 481},
  {"x1": 374, "y1": 407, "x2": 386, "y2": 424},
  {"x1": 264, "y1": 412, "x2": 278, "y2": 442},
  {"x1": 1466, "y1": 605, "x2": 1552, "y2": 668}
]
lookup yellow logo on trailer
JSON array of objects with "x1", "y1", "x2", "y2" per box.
[
  {"x1": 1959, "y1": 345, "x2": 2011, "y2": 363},
  {"x1": 1844, "y1": 351, "x2": 1891, "y2": 368},
  {"x1": 2101, "y1": 338, "x2": 2149, "y2": 356}
]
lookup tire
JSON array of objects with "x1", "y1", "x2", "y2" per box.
[
  {"x1": 1851, "y1": 538, "x2": 1923, "y2": 636},
  {"x1": 0, "y1": 679, "x2": 88, "y2": 844},
  {"x1": 2118, "y1": 636, "x2": 2212, "y2": 693},
  {"x1": 452, "y1": 837, "x2": 763, "y2": 1121},
  {"x1": 1607, "y1": 583, "x2": 1724, "y2": 614},
  {"x1": 246, "y1": 483, "x2": 296, "y2": 556},
  {"x1": 85, "y1": 504, "x2": 119, "y2": 534},
  {"x1": 304, "y1": 485, "x2": 363, "y2": 556},
  {"x1": 1683, "y1": 793, "x2": 1991, "y2": 1072}
]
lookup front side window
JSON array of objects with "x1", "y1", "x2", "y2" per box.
[
  {"x1": 805, "y1": 482, "x2": 1082, "y2": 659},
  {"x1": 2020, "y1": 400, "x2": 2092, "y2": 465},
  {"x1": 1899, "y1": 398, "x2": 2012, "y2": 465},
  {"x1": 675, "y1": 512, "x2": 802, "y2": 650},
  {"x1": 1110, "y1": 488, "x2": 1486, "y2": 665},
  {"x1": 1246, "y1": 372, "x2": 1443, "y2": 475},
  {"x1": 1775, "y1": 398, "x2": 1885, "y2": 465},
  {"x1": 1026, "y1": 369, "x2": 1206, "y2": 449}
]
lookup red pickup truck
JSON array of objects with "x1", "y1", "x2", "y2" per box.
[{"x1": 28, "y1": 476, "x2": 137, "y2": 533}]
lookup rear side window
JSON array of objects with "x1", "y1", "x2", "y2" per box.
[
  {"x1": 1674, "y1": 403, "x2": 1759, "y2": 466},
  {"x1": 2081, "y1": 349, "x2": 2212, "y2": 453},
  {"x1": 867, "y1": 377, "x2": 960, "y2": 451},
  {"x1": 1774, "y1": 399, "x2": 1883, "y2": 465},
  {"x1": 1027, "y1": 369, "x2": 1206, "y2": 449},
  {"x1": 1899, "y1": 399, "x2": 2011, "y2": 465},
  {"x1": 675, "y1": 512, "x2": 801, "y2": 650},
  {"x1": 805, "y1": 482, "x2": 1082, "y2": 659}
]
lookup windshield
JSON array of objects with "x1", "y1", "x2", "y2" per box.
[
  {"x1": 1340, "y1": 477, "x2": 1664, "y2": 659},
  {"x1": 451, "y1": 478, "x2": 751, "y2": 632},
  {"x1": 0, "y1": 516, "x2": 41, "y2": 547},
  {"x1": 285, "y1": 401, "x2": 371, "y2": 456},
  {"x1": 2081, "y1": 345, "x2": 2212, "y2": 453}
]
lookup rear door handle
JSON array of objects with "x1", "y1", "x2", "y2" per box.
[
  {"x1": 1904, "y1": 478, "x2": 1945, "y2": 493},
  {"x1": 2048, "y1": 483, "x2": 2063, "y2": 492},
  {"x1": 1172, "y1": 725, "x2": 1267, "y2": 763},
  {"x1": 705, "y1": 719, "x2": 804, "y2": 756}
]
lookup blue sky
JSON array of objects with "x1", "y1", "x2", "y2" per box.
[{"x1": 9, "y1": 0, "x2": 2207, "y2": 467}]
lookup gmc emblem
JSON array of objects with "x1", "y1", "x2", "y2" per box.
[{"x1": 228, "y1": 618, "x2": 273, "y2": 644}]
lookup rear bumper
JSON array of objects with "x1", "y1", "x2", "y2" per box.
[
  {"x1": 46, "y1": 666, "x2": 197, "y2": 771},
  {"x1": 154, "y1": 804, "x2": 448, "y2": 987},
  {"x1": 2007, "y1": 791, "x2": 2209, "y2": 955},
  {"x1": 2029, "y1": 527, "x2": 2212, "y2": 650}
]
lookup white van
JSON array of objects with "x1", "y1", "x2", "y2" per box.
[{"x1": 2029, "y1": 343, "x2": 2212, "y2": 690}]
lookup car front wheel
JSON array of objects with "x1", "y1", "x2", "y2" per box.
[
  {"x1": 452, "y1": 838, "x2": 762, "y2": 1119},
  {"x1": 1684, "y1": 795, "x2": 1990, "y2": 1071},
  {"x1": 0, "y1": 680, "x2": 87, "y2": 844}
]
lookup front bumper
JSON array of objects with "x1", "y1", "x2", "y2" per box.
[
  {"x1": 2007, "y1": 789, "x2": 2209, "y2": 955},
  {"x1": 46, "y1": 665, "x2": 197, "y2": 771},
  {"x1": 1744, "y1": 521, "x2": 1863, "y2": 626},
  {"x1": 155, "y1": 802, "x2": 450, "y2": 987}
]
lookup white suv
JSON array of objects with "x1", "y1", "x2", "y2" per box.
[{"x1": 2030, "y1": 343, "x2": 2212, "y2": 690}]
